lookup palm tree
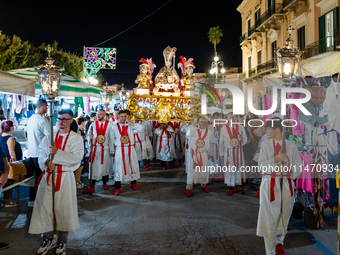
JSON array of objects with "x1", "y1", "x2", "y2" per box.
[{"x1": 207, "y1": 26, "x2": 223, "y2": 57}]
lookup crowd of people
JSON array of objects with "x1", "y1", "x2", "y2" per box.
[{"x1": 0, "y1": 98, "x2": 303, "y2": 255}]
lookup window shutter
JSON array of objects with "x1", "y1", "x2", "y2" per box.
[{"x1": 319, "y1": 15, "x2": 325, "y2": 40}]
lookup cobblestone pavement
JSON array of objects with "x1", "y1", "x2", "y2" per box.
[{"x1": 0, "y1": 163, "x2": 337, "y2": 255}]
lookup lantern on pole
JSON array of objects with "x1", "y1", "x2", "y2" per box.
[
  {"x1": 275, "y1": 25, "x2": 302, "y2": 86},
  {"x1": 119, "y1": 83, "x2": 129, "y2": 109},
  {"x1": 100, "y1": 83, "x2": 113, "y2": 110},
  {"x1": 35, "y1": 44, "x2": 64, "y2": 238}
]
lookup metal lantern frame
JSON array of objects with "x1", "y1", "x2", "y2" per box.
[
  {"x1": 275, "y1": 37, "x2": 302, "y2": 85},
  {"x1": 35, "y1": 44, "x2": 64, "y2": 238},
  {"x1": 101, "y1": 86, "x2": 113, "y2": 108}
]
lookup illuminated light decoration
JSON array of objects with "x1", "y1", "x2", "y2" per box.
[
  {"x1": 83, "y1": 47, "x2": 117, "y2": 80},
  {"x1": 275, "y1": 25, "x2": 302, "y2": 86}
]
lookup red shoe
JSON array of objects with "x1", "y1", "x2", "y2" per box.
[
  {"x1": 83, "y1": 187, "x2": 95, "y2": 194},
  {"x1": 256, "y1": 190, "x2": 260, "y2": 199},
  {"x1": 103, "y1": 183, "x2": 108, "y2": 190},
  {"x1": 112, "y1": 182, "x2": 116, "y2": 187},
  {"x1": 151, "y1": 158, "x2": 156, "y2": 162},
  {"x1": 185, "y1": 190, "x2": 191, "y2": 197},
  {"x1": 132, "y1": 183, "x2": 138, "y2": 190},
  {"x1": 227, "y1": 189, "x2": 234, "y2": 195},
  {"x1": 144, "y1": 165, "x2": 149, "y2": 170},
  {"x1": 275, "y1": 244, "x2": 286, "y2": 255},
  {"x1": 202, "y1": 186, "x2": 210, "y2": 193},
  {"x1": 235, "y1": 186, "x2": 239, "y2": 192},
  {"x1": 219, "y1": 175, "x2": 225, "y2": 181},
  {"x1": 114, "y1": 188, "x2": 120, "y2": 195},
  {"x1": 147, "y1": 162, "x2": 151, "y2": 167},
  {"x1": 168, "y1": 164, "x2": 172, "y2": 169},
  {"x1": 162, "y1": 166, "x2": 166, "y2": 170},
  {"x1": 210, "y1": 177, "x2": 215, "y2": 183}
]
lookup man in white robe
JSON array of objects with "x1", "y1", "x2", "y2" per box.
[
  {"x1": 219, "y1": 112, "x2": 247, "y2": 195},
  {"x1": 133, "y1": 120, "x2": 148, "y2": 170},
  {"x1": 185, "y1": 117, "x2": 213, "y2": 197},
  {"x1": 29, "y1": 109, "x2": 84, "y2": 255},
  {"x1": 154, "y1": 123, "x2": 175, "y2": 170},
  {"x1": 83, "y1": 109, "x2": 114, "y2": 193},
  {"x1": 111, "y1": 110, "x2": 143, "y2": 195},
  {"x1": 170, "y1": 122, "x2": 185, "y2": 165},
  {"x1": 257, "y1": 117, "x2": 301, "y2": 255},
  {"x1": 208, "y1": 112, "x2": 222, "y2": 183},
  {"x1": 144, "y1": 120, "x2": 154, "y2": 165},
  {"x1": 181, "y1": 122, "x2": 191, "y2": 173}
]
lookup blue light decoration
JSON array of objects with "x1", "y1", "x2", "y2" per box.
[{"x1": 83, "y1": 47, "x2": 117, "y2": 79}]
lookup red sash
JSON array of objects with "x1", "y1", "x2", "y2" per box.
[
  {"x1": 134, "y1": 133, "x2": 142, "y2": 151},
  {"x1": 270, "y1": 139, "x2": 293, "y2": 202},
  {"x1": 91, "y1": 120, "x2": 109, "y2": 165},
  {"x1": 158, "y1": 128, "x2": 171, "y2": 153},
  {"x1": 117, "y1": 123, "x2": 133, "y2": 176},
  {"x1": 173, "y1": 122, "x2": 182, "y2": 153},
  {"x1": 111, "y1": 117, "x2": 115, "y2": 122},
  {"x1": 193, "y1": 129, "x2": 208, "y2": 171},
  {"x1": 40, "y1": 130, "x2": 71, "y2": 192},
  {"x1": 226, "y1": 124, "x2": 241, "y2": 169}
]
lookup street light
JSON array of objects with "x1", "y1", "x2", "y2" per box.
[
  {"x1": 275, "y1": 26, "x2": 302, "y2": 86},
  {"x1": 119, "y1": 83, "x2": 129, "y2": 109},
  {"x1": 210, "y1": 56, "x2": 226, "y2": 79},
  {"x1": 35, "y1": 44, "x2": 64, "y2": 238},
  {"x1": 100, "y1": 82, "x2": 113, "y2": 110}
]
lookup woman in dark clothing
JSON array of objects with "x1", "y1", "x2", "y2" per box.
[{"x1": 0, "y1": 120, "x2": 23, "y2": 207}]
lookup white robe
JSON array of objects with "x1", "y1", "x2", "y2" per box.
[
  {"x1": 171, "y1": 122, "x2": 185, "y2": 158},
  {"x1": 219, "y1": 124, "x2": 247, "y2": 186},
  {"x1": 29, "y1": 131, "x2": 84, "y2": 234},
  {"x1": 112, "y1": 122, "x2": 143, "y2": 182},
  {"x1": 256, "y1": 139, "x2": 301, "y2": 238},
  {"x1": 181, "y1": 123, "x2": 191, "y2": 173},
  {"x1": 143, "y1": 121, "x2": 154, "y2": 160},
  {"x1": 208, "y1": 124, "x2": 222, "y2": 174},
  {"x1": 154, "y1": 126, "x2": 175, "y2": 162},
  {"x1": 88, "y1": 120, "x2": 115, "y2": 180},
  {"x1": 186, "y1": 126, "x2": 213, "y2": 185},
  {"x1": 133, "y1": 122, "x2": 147, "y2": 160}
]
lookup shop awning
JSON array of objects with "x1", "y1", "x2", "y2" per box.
[
  {"x1": 7, "y1": 68, "x2": 103, "y2": 98},
  {"x1": 263, "y1": 51, "x2": 340, "y2": 87},
  {"x1": 0, "y1": 70, "x2": 36, "y2": 96}
]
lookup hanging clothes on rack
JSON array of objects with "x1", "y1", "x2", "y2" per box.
[
  {"x1": 313, "y1": 153, "x2": 325, "y2": 228},
  {"x1": 296, "y1": 152, "x2": 314, "y2": 194},
  {"x1": 289, "y1": 92, "x2": 305, "y2": 136}
]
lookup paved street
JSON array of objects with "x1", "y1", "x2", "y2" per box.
[{"x1": 0, "y1": 163, "x2": 337, "y2": 255}]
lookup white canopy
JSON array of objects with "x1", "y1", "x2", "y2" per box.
[{"x1": 0, "y1": 70, "x2": 36, "y2": 96}]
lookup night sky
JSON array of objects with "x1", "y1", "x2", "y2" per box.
[{"x1": 0, "y1": 0, "x2": 243, "y2": 89}]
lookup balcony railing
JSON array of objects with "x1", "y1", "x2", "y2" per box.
[
  {"x1": 240, "y1": 33, "x2": 246, "y2": 44},
  {"x1": 283, "y1": 0, "x2": 296, "y2": 8},
  {"x1": 303, "y1": 35, "x2": 338, "y2": 59},
  {"x1": 259, "y1": 4, "x2": 284, "y2": 25},
  {"x1": 256, "y1": 59, "x2": 277, "y2": 74}
]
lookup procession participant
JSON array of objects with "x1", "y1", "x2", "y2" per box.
[
  {"x1": 154, "y1": 123, "x2": 175, "y2": 170},
  {"x1": 219, "y1": 112, "x2": 247, "y2": 195},
  {"x1": 181, "y1": 122, "x2": 191, "y2": 173},
  {"x1": 185, "y1": 117, "x2": 213, "y2": 197},
  {"x1": 133, "y1": 120, "x2": 149, "y2": 170},
  {"x1": 109, "y1": 109, "x2": 119, "y2": 124},
  {"x1": 257, "y1": 117, "x2": 301, "y2": 255},
  {"x1": 85, "y1": 112, "x2": 97, "y2": 134},
  {"x1": 83, "y1": 109, "x2": 114, "y2": 193},
  {"x1": 29, "y1": 109, "x2": 84, "y2": 255},
  {"x1": 208, "y1": 112, "x2": 222, "y2": 183},
  {"x1": 111, "y1": 110, "x2": 143, "y2": 195},
  {"x1": 169, "y1": 121, "x2": 185, "y2": 165},
  {"x1": 151, "y1": 121, "x2": 161, "y2": 161},
  {"x1": 144, "y1": 120, "x2": 154, "y2": 166}
]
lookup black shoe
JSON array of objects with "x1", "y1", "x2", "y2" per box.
[
  {"x1": 36, "y1": 238, "x2": 55, "y2": 255},
  {"x1": 0, "y1": 243, "x2": 10, "y2": 250}
]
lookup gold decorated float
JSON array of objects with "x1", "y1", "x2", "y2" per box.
[{"x1": 128, "y1": 46, "x2": 201, "y2": 124}]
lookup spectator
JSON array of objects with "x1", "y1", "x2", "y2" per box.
[
  {"x1": 85, "y1": 112, "x2": 96, "y2": 134},
  {"x1": 0, "y1": 120, "x2": 23, "y2": 207},
  {"x1": 26, "y1": 99, "x2": 50, "y2": 207},
  {"x1": 0, "y1": 144, "x2": 10, "y2": 249}
]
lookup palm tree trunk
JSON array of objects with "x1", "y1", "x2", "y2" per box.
[{"x1": 214, "y1": 39, "x2": 217, "y2": 57}]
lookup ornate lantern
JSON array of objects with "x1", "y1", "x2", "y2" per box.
[
  {"x1": 100, "y1": 83, "x2": 113, "y2": 108},
  {"x1": 275, "y1": 26, "x2": 302, "y2": 85},
  {"x1": 35, "y1": 44, "x2": 64, "y2": 101},
  {"x1": 119, "y1": 83, "x2": 129, "y2": 109}
]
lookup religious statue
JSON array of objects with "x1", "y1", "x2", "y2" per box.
[
  {"x1": 134, "y1": 58, "x2": 156, "y2": 95},
  {"x1": 154, "y1": 46, "x2": 181, "y2": 96},
  {"x1": 178, "y1": 56, "x2": 195, "y2": 97}
]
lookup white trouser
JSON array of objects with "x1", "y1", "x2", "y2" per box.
[{"x1": 264, "y1": 234, "x2": 285, "y2": 255}]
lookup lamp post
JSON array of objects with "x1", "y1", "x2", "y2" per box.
[
  {"x1": 35, "y1": 44, "x2": 64, "y2": 238},
  {"x1": 100, "y1": 82, "x2": 113, "y2": 111},
  {"x1": 210, "y1": 56, "x2": 226, "y2": 79},
  {"x1": 119, "y1": 83, "x2": 129, "y2": 109}
]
